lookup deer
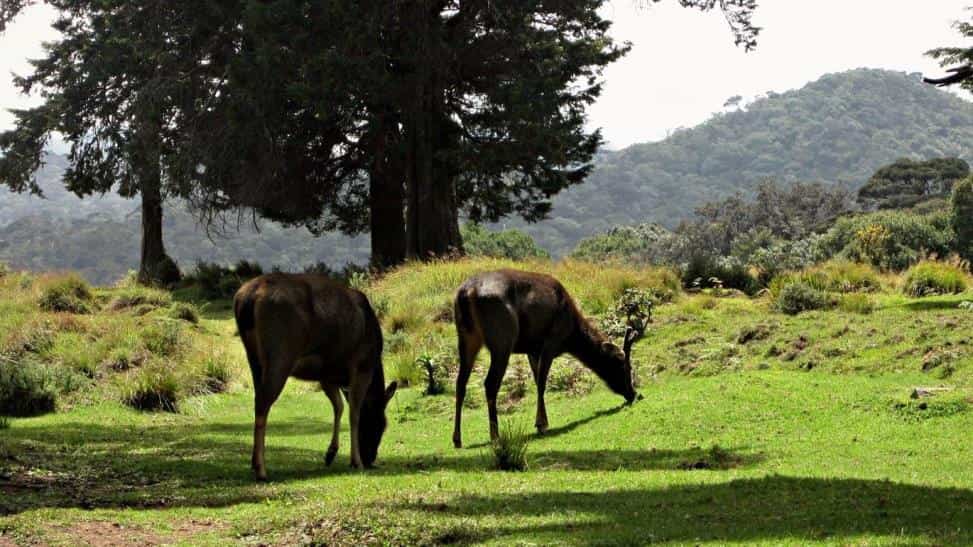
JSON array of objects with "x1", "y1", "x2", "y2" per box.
[
  {"x1": 234, "y1": 273, "x2": 397, "y2": 481},
  {"x1": 451, "y1": 269, "x2": 646, "y2": 448}
]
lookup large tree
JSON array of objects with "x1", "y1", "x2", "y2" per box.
[
  {"x1": 857, "y1": 158, "x2": 970, "y2": 211},
  {"x1": 0, "y1": 1, "x2": 237, "y2": 284}
]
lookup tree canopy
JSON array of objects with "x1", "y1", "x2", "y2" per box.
[{"x1": 857, "y1": 157, "x2": 970, "y2": 211}]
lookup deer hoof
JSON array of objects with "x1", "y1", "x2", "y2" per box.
[
  {"x1": 535, "y1": 424, "x2": 548, "y2": 435},
  {"x1": 254, "y1": 469, "x2": 268, "y2": 482},
  {"x1": 325, "y1": 448, "x2": 337, "y2": 466}
]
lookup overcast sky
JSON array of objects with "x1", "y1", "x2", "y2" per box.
[{"x1": 1, "y1": 1, "x2": 971, "y2": 150}]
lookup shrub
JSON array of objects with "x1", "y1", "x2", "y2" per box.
[
  {"x1": 774, "y1": 282, "x2": 832, "y2": 315},
  {"x1": 189, "y1": 260, "x2": 264, "y2": 300},
  {"x1": 747, "y1": 235, "x2": 825, "y2": 284},
  {"x1": 0, "y1": 262, "x2": 9, "y2": 278},
  {"x1": 818, "y1": 210, "x2": 953, "y2": 270},
  {"x1": 0, "y1": 415, "x2": 9, "y2": 429},
  {"x1": 902, "y1": 259, "x2": 968, "y2": 297},
  {"x1": 415, "y1": 354, "x2": 447, "y2": 396},
  {"x1": 123, "y1": 366, "x2": 180, "y2": 412},
  {"x1": 462, "y1": 223, "x2": 550, "y2": 261},
  {"x1": 812, "y1": 260, "x2": 882, "y2": 293},
  {"x1": 0, "y1": 359, "x2": 60, "y2": 416},
  {"x1": 490, "y1": 421, "x2": 530, "y2": 471},
  {"x1": 682, "y1": 255, "x2": 759, "y2": 294},
  {"x1": 839, "y1": 293, "x2": 875, "y2": 314},
  {"x1": 952, "y1": 176, "x2": 973, "y2": 261},
  {"x1": 38, "y1": 275, "x2": 94, "y2": 314},
  {"x1": 600, "y1": 288, "x2": 654, "y2": 339},
  {"x1": 167, "y1": 302, "x2": 200, "y2": 324}
]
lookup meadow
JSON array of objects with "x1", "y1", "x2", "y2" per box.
[{"x1": 2, "y1": 258, "x2": 973, "y2": 545}]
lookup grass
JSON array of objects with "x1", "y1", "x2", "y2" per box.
[
  {"x1": 902, "y1": 259, "x2": 969, "y2": 297},
  {"x1": 490, "y1": 420, "x2": 531, "y2": 471},
  {"x1": 2, "y1": 259, "x2": 973, "y2": 545}
]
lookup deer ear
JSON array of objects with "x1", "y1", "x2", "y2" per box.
[{"x1": 385, "y1": 381, "x2": 398, "y2": 402}]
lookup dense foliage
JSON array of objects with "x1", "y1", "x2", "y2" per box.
[
  {"x1": 460, "y1": 224, "x2": 550, "y2": 261},
  {"x1": 857, "y1": 157, "x2": 969, "y2": 210}
]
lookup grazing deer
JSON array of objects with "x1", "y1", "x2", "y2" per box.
[
  {"x1": 452, "y1": 269, "x2": 642, "y2": 448},
  {"x1": 234, "y1": 273, "x2": 397, "y2": 480}
]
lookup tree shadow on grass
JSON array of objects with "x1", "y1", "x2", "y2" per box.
[
  {"x1": 900, "y1": 297, "x2": 969, "y2": 311},
  {"x1": 397, "y1": 476, "x2": 973, "y2": 544},
  {"x1": 0, "y1": 418, "x2": 760, "y2": 515}
]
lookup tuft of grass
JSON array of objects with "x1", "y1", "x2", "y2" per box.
[
  {"x1": 0, "y1": 359, "x2": 61, "y2": 416},
  {"x1": 774, "y1": 282, "x2": 833, "y2": 315},
  {"x1": 490, "y1": 420, "x2": 531, "y2": 471},
  {"x1": 37, "y1": 274, "x2": 94, "y2": 314},
  {"x1": 0, "y1": 415, "x2": 9, "y2": 429},
  {"x1": 107, "y1": 286, "x2": 172, "y2": 311},
  {"x1": 199, "y1": 350, "x2": 233, "y2": 394},
  {"x1": 122, "y1": 366, "x2": 180, "y2": 412},
  {"x1": 839, "y1": 293, "x2": 875, "y2": 314},
  {"x1": 902, "y1": 259, "x2": 969, "y2": 297},
  {"x1": 141, "y1": 320, "x2": 188, "y2": 358},
  {"x1": 167, "y1": 302, "x2": 200, "y2": 324},
  {"x1": 416, "y1": 354, "x2": 447, "y2": 396}
]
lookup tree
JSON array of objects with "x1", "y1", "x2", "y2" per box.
[
  {"x1": 0, "y1": 1, "x2": 235, "y2": 284},
  {"x1": 857, "y1": 158, "x2": 970, "y2": 211},
  {"x1": 926, "y1": 9, "x2": 973, "y2": 89},
  {"x1": 952, "y1": 176, "x2": 973, "y2": 260}
]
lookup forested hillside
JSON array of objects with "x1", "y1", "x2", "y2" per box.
[
  {"x1": 3, "y1": 69, "x2": 972, "y2": 281},
  {"x1": 520, "y1": 68, "x2": 973, "y2": 253}
]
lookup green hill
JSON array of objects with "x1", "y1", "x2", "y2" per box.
[{"x1": 520, "y1": 68, "x2": 973, "y2": 253}]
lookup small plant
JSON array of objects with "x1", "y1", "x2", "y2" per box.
[
  {"x1": 167, "y1": 302, "x2": 200, "y2": 324},
  {"x1": 0, "y1": 415, "x2": 9, "y2": 429},
  {"x1": 37, "y1": 275, "x2": 94, "y2": 314},
  {"x1": 0, "y1": 262, "x2": 9, "y2": 278},
  {"x1": 902, "y1": 259, "x2": 968, "y2": 297},
  {"x1": 600, "y1": 288, "x2": 654, "y2": 339},
  {"x1": 774, "y1": 282, "x2": 832, "y2": 315},
  {"x1": 959, "y1": 301, "x2": 973, "y2": 311},
  {"x1": 0, "y1": 359, "x2": 60, "y2": 416},
  {"x1": 490, "y1": 420, "x2": 531, "y2": 471},
  {"x1": 123, "y1": 366, "x2": 180, "y2": 412},
  {"x1": 839, "y1": 293, "x2": 875, "y2": 314},
  {"x1": 415, "y1": 354, "x2": 446, "y2": 395},
  {"x1": 200, "y1": 351, "x2": 233, "y2": 393}
]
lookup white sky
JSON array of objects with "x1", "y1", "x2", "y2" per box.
[{"x1": 1, "y1": 1, "x2": 971, "y2": 150}]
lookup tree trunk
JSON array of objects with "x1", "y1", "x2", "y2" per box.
[
  {"x1": 369, "y1": 120, "x2": 407, "y2": 269},
  {"x1": 135, "y1": 119, "x2": 180, "y2": 286},
  {"x1": 404, "y1": 89, "x2": 462, "y2": 260}
]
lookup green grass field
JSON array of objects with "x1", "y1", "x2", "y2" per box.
[{"x1": 2, "y1": 259, "x2": 973, "y2": 545}]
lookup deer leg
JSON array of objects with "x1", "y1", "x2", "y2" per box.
[
  {"x1": 453, "y1": 332, "x2": 481, "y2": 448},
  {"x1": 322, "y1": 383, "x2": 343, "y2": 466},
  {"x1": 347, "y1": 371, "x2": 372, "y2": 469},
  {"x1": 535, "y1": 354, "x2": 554, "y2": 434},
  {"x1": 252, "y1": 365, "x2": 289, "y2": 482},
  {"x1": 484, "y1": 349, "x2": 511, "y2": 442}
]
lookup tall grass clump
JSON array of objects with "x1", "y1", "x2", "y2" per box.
[
  {"x1": 107, "y1": 285, "x2": 172, "y2": 311},
  {"x1": 37, "y1": 274, "x2": 94, "y2": 314},
  {"x1": 198, "y1": 349, "x2": 234, "y2": 393},
  {"x1": 839, "y1": 293, "x2": 875, "y2": 314},
  {"x1": 167, "y1": 302, "x2": 200, "y2": 324},
  {"x1": 774, "y1": 282, "x2": 832, "y2": 315},
  {"x1": 0, "y1": 415, "x2": 9, "y2": 429},
  {"x1": 902, "y1": 259, "x2": 969, "y2": 297},
  {"x1": 0, "y1": 359, "x2": 60, "y2": 416},
  {"x1": 122, "y1": 366, "x2": 180, "y2": 412},
  {"x1": 142, "y1": 319, "x2": 188, "y2": 358},
  {"x1": 490, "y1": 421, "x2": 531, "y2": 471}
]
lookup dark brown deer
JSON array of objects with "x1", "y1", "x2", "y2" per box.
[
  {"x1": 452, "y1": 269, "x2": 642, "y2": 448},
  {"x1": 234, "y1": 273, "x2": 397, "y2": 480}
]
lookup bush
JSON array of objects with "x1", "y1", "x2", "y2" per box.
[
  {"x1": 0, "y1": 359, "x2": 60, "y2": 416},
  {"x1": 902, "y1": 259, "x2": 968, "y2": 297},
  {"x1": 415, "y1": 354, "x2": 447, "y2": 396},
  {"x1": 38, "y1": 275, "x2": 94, "y2": 314},
  {"x1": 818, "y1": 210, "x2": 954, "y2": 270},
  {"x1": 812, "y1": 260, "x2": 882, "y2": 293},
  {"x1": 683, "y1": 255, "x2": 758, "y2": 294},
  {"x1": 167, "y1": 302, "x2": 200, "y2": 324},
  {"x1": 123, "y1": 366, "x2": 180, "y2": 412},
  {"x1": 462, "y1": 223, "x2": 550, "y2": 261},
  {"x1": 746, "y1": 235, "x2": 825, "y2": 284},
  {"x1": 189, "y1": 260, "x2": 264, "y2": 299},
  {"x1": 570, "y1": 223, "x2": 676, "y2": 264},
  {"x1": 490, "y1": 421, "x2": 530, "y2": 471},
  {"x1": 839, "y1": 293, "x2": 875, "y2": 314},
  {"x1": 774, "y1": 282, "x2": 832, "y2": 315},
  {"x1": 952, "y1": 176, "x2": 973, "y2": 261}
]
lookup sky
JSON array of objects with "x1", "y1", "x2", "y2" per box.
[{"x1": 0, "y1": 1, "x2": 971, "y2": 151}]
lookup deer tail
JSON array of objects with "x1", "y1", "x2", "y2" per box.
[{"x1": 454, "y1": 288, "x2": 476, "y2": 333}]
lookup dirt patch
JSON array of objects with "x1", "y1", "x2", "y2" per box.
[{"x1": 46, "y1": 519, "x2": 221, "y2": 547}]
